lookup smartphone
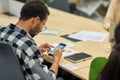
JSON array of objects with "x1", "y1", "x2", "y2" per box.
[{"x1": 49, "y1": 43, "x2": 66, "y2": 55}]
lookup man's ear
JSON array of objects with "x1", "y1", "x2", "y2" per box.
[
  {"x1": 32, "y1": 17, "x2": 41, "y2": 28},
  {"x1": 33, "y1": 17, "x2": 41, "y2": 26}
]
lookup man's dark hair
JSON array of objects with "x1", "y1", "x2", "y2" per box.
[{"x1": 20, "y1": 0, "x2": 50, "y2": 21}]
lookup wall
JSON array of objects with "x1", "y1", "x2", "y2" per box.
[{"x1": 0, "y1": 0, "x2": 9, "y2": 13}]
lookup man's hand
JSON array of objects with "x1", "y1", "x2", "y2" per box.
[
  {"x1": 104, "y1": 22, "x2": 111, "y2": 31},
  {"x1": 53, "y1": 49, "x2": 65, "y2": 62},
  {"x1": 49, "y1": 49, "x2": 65, "y2": 75},
  {"x1": 39, "y1": 43, "x2": 53, "y2": 53}
]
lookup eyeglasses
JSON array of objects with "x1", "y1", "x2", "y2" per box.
[{"x1": 42, "y1": 25, "x2": 47, "y2": 31}]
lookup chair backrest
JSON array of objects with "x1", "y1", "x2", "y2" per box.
[
  {"x1": 0, "y1": 41, "x2": 54, "y2": 80},
  {"x1": 89, "y1": 57, "x2": 108, "y2": 80},
  {"x1": 0, "y1": 41, "x2": 25, "y2": 80}
]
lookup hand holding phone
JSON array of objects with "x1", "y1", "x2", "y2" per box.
[{"x1": 49, "y1": 43, "x2": 66, "y2": 56}]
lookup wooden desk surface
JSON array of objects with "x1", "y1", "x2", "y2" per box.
[
  {"x1": 0, "y1": 7, "x2": 110, "y2": 80},
  {"x1": 34, "y1": 8, "x2": 110, "y2": 80},
  {"x1": 0, "y1": 13, "x2": 18, "y2": 26}
]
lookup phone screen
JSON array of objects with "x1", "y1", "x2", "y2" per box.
[{"x1": 49, "y1": 43, "x2": 66, "y2": 55}]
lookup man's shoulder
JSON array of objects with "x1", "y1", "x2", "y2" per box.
[
  {"x1": 0, "y1": 26, "x2": 6, "y2": 31},
  {"x1": 0, "y1": 26, "x2": 32, "y2": 44},
  {"x1": 0, "y1": 25, "x2": 35, "y2": 46}
]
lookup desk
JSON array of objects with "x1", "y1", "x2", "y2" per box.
[
  {"x1": 34, "y1": 8, "x2": 110, "y2": 80},
  {"x1": 0, "y1": 7, "x2": 110, "y2": 80},
  {"x1": 0, "y1": 13, "x2": 18, "y2": 26}
]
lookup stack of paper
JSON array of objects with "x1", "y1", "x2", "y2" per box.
[
  {"x1": 40, "y1": 29, "x2": 59, "y2": 35},
  {"x1": 62, "y1": 64, "x2": 78, "y2": 71},
  {"x1": 62, "y1": 47, "x2": 78, "y2": 57},
  {"x1": 68, "y1": 30, "x2": 108, "y2": 42}
]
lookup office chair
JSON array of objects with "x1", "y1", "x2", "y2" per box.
[
  {"x1": 89, "y1": 57, "x2": 108, "y2": 80},
  {"x1": 0, "y1": 41, "x2": 25, "y2": 80},
  {"x1": 0, "y1": 41, "x2": 54, "y2": 80}
]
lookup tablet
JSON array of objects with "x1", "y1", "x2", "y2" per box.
[{"x1": 64, "y1": 52, "x2": 92, "y2": 63}]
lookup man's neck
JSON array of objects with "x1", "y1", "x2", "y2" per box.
[{"x1": 16, "y1": 20, "x2": 31, "y2": 33}]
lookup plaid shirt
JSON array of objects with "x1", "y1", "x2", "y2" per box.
[{"x1": 0, "y1": 23, "x2": 56, "y2": 80}]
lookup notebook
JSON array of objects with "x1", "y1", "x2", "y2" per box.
[{"x1": 64, "y1": 52, "x2": 92, "y2": 63}]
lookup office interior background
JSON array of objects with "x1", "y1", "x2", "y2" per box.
[
  {"x1": 0, "y1": 0, "x2": 112, "y2": 80},
  {"x1": 0, "y1": 0, "x2": 111, "y2": 22}
]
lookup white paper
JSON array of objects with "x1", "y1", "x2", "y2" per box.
[
  {"x1": 62, "y1": 47, "x2": 77, "y2": 57},
  {"x1": 40, "y1": 29, "x2": 59, "y2": 35},
  {"x1": 64, "y1": 42, "x2": 75, "y2": 48},
  {"x1": 68, "y1": 31, "x2": 108, "y2": 42},
  {"x1": 62, "y1": 64, "x2": 78, "y2": 71}
]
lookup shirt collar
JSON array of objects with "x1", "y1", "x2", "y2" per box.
[{"x1": 8, "y1": 23, "x2": 32, "y2": 39}]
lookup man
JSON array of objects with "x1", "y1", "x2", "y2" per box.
[{"x1": 0, "y1": 0, "x2": 64, "y2": 80}]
